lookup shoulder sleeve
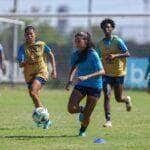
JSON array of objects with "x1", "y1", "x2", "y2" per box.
[
  {"x1": 17, "y1": 45, "x2": 26, "y2": 62},
  {"x1": 44, "y1": 44, "x2": 51, "y2": 54},
  {"x1": 118, "y1": 38, "x2": 128, "y2": 52},
  {"x1": 90, "y1": 50, "x2": 103, "y2": 71}
]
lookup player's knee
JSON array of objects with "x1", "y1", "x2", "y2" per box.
[
  {"x1": 104, "y1": 94, "x2": 111, "y2": 102},
  {"x1": 68, "y1": 104, "x2": 76, "y2": 114},
  {"x1": 30, "y1": 88, "x2": 38, "y2": 97}
]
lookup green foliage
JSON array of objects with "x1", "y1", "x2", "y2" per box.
[{"x1": 37, "y1": 21, "x2": 69, "y2": 45}]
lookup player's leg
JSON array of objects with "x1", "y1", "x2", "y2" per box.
[
  {"x1": 79, "y1": 87, "x2": 100, "y2": 136},
  {"x1": 29, "y1": 77, "x2": 51, "y2": 129},
  {"x1": 103, "y1": 76, "x2": 112, "y2": 127},
  {"x1": 68, "y1": 85, "x2": 85, "y2": 114},
  {"x1": 29, "y1": 79, "x2": 43, "y2": 108},
  {"x1": 79, "y1": 95, "x2": 99, "y2": 136},
  {"x1": 114, "y1": 77, "x2": 132, "y2": 111}
]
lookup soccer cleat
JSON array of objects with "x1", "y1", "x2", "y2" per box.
[
  {"x1": 79, "y1": 131, "x2": 86, "y2": 137},
  {"x1": 103, "y1": 121, "x2": 112, "y2": 128},
  {"x1": 79, "y1": 113, "x2": 84, "y2": 122},
  {"x1": 43, "y1": 120, "x2": 52, "y2": 129},
  {"x1": 126, "y1": 96, "x2": 132, "y2": 111}
]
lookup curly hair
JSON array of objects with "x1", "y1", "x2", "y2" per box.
[
  {"x1": 100, "y1": 18, "x2": 115, "y2": 30},
  {"x1": 24, "y1": 25, "x2": 36, "y2": 33}
]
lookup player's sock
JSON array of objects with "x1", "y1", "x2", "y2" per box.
[
  {"x1": 79, "y1": 113, "x2": 84, "y2": 122},
  {"x1": 105, "y1": 112, "x2": 111, "y2": 121},
  {"x1": 79, "y1": 106, "x2": 84, "y2": 113},
  {"x1": 79, "y1": 126, "x2": 87, "y2": 137}
]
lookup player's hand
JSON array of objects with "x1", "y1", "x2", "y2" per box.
[
  {"x1": 51, "y1": 70, "x2": 57, "y2": 79},
  {"x1": 65, "y1": 81, "x2": 72, "y2": 91},
  {"x1": 75, "y1": 76, "x2": 88, "y2": 82},
  {"x1": 107, "y1": 54, "x2": 116, "y2": 60}
]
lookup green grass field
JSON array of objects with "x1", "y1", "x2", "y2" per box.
[{"x1": 0, "y1": 86, "x2": 149, "y2": 150}]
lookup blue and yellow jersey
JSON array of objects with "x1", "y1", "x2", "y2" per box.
[
  {"x1": 97, "y1": 35, "x2": 128, "y2": 77},
  {"x1": 17, "y1": 41, "x2": 51, "y2": 83},
  {"x1": 71, "y1": 49, "x2": 104, "y2": 89}
]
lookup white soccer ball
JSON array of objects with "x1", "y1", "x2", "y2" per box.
[{"x1": 32, "y1": 107, "x2": 49, "y2": 124}]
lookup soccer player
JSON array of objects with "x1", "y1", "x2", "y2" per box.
[
  {"x1": 17, "y1": 25, "x2": 57, "y2": 129},
  {"x1": 0, "y1": 44, "x2": 6, "y2": 74},
  {"x1": 97, "y1": 18, "x2": 132, "y2": 128},
  {"x1": 145, "y1": 57, "x2": 150, "y2": 93},
  {"x1": 66, "y1": 32, "x2": 105, "y2": 136}
]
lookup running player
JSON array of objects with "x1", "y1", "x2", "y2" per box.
[
  {"x1": 66, "y1": 32, "x2": 105, "y2": 136},
  {"x1": 97, "y1": 18, "x2": 132, "y2": 128},
  {"x1": 17, "y1": 25, "x2": 57, "y2": 129}
]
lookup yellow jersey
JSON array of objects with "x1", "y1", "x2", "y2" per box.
[
  {"x1": 97, "y1": 35, "x2": 128, "y2": 77},
  {"x1": 17, "y1": 41, "x2": 51, "y2": 83}
]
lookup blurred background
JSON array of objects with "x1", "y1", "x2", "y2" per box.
[{"x1": 0, "y1": 0, "x2": 150, "y2": 89}]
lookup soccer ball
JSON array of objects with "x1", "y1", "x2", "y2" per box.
[{"x1": 32, "y1": 107, "x2": 49, "y2": 124}]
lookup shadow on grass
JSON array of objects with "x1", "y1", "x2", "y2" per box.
[{"x1": 0, "y1": 135, "x2": 79, "y2": 140}]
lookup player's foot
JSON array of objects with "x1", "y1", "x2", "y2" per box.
[
  {"x1": 43, "y1": 120, "x2": 52, "y2": 129},
  {"x1": 126, "y1": 96, "x2": 132, "y2": 111},
  {"x1": 79, "y1": 113, "x2": 84, "y2": 122},
  {"x1": 79, "y1": 131, "x2": 86, "y2": 137},
  {"x1": 103, "y1": 121, "x2": 112, "y2": 128}
]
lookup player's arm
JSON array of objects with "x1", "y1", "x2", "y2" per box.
[
  {"x1": 44, "y1": 44, "x2": 57, "y2": 79},
  {"x1": 65, "y1": 65, "x2": 77, "y2": 91},
  {"x1": 108, "y1": 38, "x2": 130, "y2": 60},
  {"x1": 65, "y1": 52, "x2": 78, "y2": 90},
  {"x1": 78, "y1": 69, "x2": 105, "y2": 81},
  {"x1": 17, "y1": 45, "x2": 27, "y2": 68},
  {"x1": 48, "y1": 51, "x2": 57, "y2": 79}
]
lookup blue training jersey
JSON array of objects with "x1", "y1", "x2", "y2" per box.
[{"x1": 71, "y1": 49, "x2": 103, "y2": 89}]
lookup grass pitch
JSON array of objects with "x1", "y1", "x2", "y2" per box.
[{"x1": 0, "y1": 86, "x2": 149, "y2": 150}]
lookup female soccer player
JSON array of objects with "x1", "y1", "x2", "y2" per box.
[
  {"x1": 17, "y1": 25, "x2": 57, "y2": 129},
  {"x1": 97, "y1": 18, "x2": 132, "y2": 128},
  {"x1": 66, "y1": 32, "x2": 105, "y2": 136}
]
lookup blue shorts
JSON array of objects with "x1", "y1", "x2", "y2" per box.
[
  {"x1": 27, "y1": 77, "x2": 46, "y2": 89},
  {"x1": 103, "y1": 75, "x2": 125, "y2": 86},
  {"x1": 74, "y1": 85, "x2": 101, "y2": 98}
]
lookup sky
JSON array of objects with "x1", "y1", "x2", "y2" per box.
[
  {"x1": 0, "y1": 0, "x2": 150, "y2": 42},
  {"x1": 0, "y1": 0, "x2": 149, "y2": 14}
]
